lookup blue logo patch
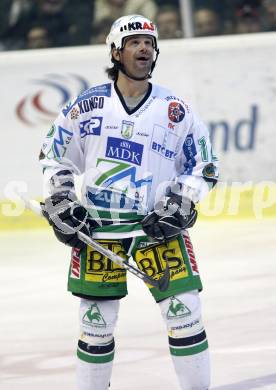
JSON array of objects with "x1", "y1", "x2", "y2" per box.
[
  {"x1": 87, "y1": 187, "x2": 140, "y2": 210},
  {"x1": 52, "y1": 126, "x2": 73, "y2": 158},
  {"x1": 62, "y1": 83, "x2": 111, "y2": 117},
  {"x1": 105, "y1": 137, "x2": 143, "y2": 166},
  {"x1": 151, "y1": 141, "x2": 177, "y2": 160},
  {"x1": 80, "y1": 117, "x2": 102, "y2": 138},
  {"x1": 183, "y1": 134, "x2": 197, "y2": 174},
  {"x1": 79, "y1": 83, "x2": 111, "y2": 99}
]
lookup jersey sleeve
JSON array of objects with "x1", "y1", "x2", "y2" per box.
[
  {"x1": 39, "y1": 105, "x2": 84, "y2": 197},
  {"x1": 175, "y1": 109, "x2": 219, "y2": 203}
]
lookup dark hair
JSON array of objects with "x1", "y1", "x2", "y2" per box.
[
  {"x1": 105, "y1": 43, "x2": 119, "y2": 81},
  {"x1": 105, "y1": 65, "x2": 118, "y2": 81}
]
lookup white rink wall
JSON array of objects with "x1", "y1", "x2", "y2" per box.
[{"x1": 1, "y1": 32, "x2": 276, "y2": 199}]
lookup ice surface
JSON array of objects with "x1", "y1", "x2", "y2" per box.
[{"x1": 1, "y1": 219, "x2": 276, "y2": 389}]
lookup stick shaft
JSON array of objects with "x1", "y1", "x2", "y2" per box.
[{"x1": 20, "y1": 196, "x2": 169, "y2": 290}]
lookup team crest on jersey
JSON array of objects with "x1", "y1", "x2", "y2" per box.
[
  {"x1": 168, "y1": 102, "x2": 185, "y2": 123},
  {"x1": 121, "y1": 120, "x2": 134, "y2": 139}
]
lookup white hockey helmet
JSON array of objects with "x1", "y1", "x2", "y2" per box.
[{"x1": 106, "y1": 14, "x2": 159, "y2": 51}]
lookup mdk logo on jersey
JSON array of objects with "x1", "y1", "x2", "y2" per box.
[
  {"x1": 168, "y1": 102, "x2": 185, "y2": 123},
  {"x1": 105, "y1": 137, "x2": 144, "y2": 166}
]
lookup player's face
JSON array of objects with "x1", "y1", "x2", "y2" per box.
[{"x1": 119, "y1": 35, "x2": 154, "y2": 79}]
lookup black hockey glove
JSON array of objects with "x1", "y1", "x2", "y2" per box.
[
  {"x1": 142, "y1": 194, "x2": 197, "y2": 242},
  {"x1": 42, "y1": 191, "x2": 91, "y2": 250}
]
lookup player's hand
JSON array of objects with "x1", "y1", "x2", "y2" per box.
[
  {"x1": 141, "y1": 194, "x2": 197, "y2": 242},
  {"x1": 42, "y1": 191, "x2": 91, "y2": 250}
]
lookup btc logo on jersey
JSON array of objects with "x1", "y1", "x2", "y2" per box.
[
  {"x1": 150, "y1": 125, "x2": 181, "y2": 161},
  {"x1": 168, "y1": 102, "x2": 185, "y2": 123},
  {"x1": 80, "y1": 117, "x2": 103, "y2": 138},
  {"x1": 152, "y1": 141, "x2": 177, "y2": 160}
]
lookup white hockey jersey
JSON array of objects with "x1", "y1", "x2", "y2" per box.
[{"x1": 40, "y1": 82, "x2": 218, "y2": 227}]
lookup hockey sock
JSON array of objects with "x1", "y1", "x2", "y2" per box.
[
  {"x1": 77, "y1": 358, "x2": 113, "y2": 390},
  {"x1": 171, "y1": 348, "x2": 210, "y2": 390},
  {"x1": 159, "y1": 290, "x2": 210, "y2": 390},
  {"x1": 77, "y1": 298, "x2": 119, "y2": 390}
]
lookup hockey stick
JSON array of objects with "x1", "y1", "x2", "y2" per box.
[{"x1": 20, "y1": 195, "x2": 170, "y2": 292}]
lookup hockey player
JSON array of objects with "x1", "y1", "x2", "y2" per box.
[{"x1": 39, "y1": 14, "x2": 218, "y2": 390}]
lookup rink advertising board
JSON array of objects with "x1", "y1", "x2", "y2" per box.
[{"x1": 0, "y1": 33, "x2": 276, "y2": 227}]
